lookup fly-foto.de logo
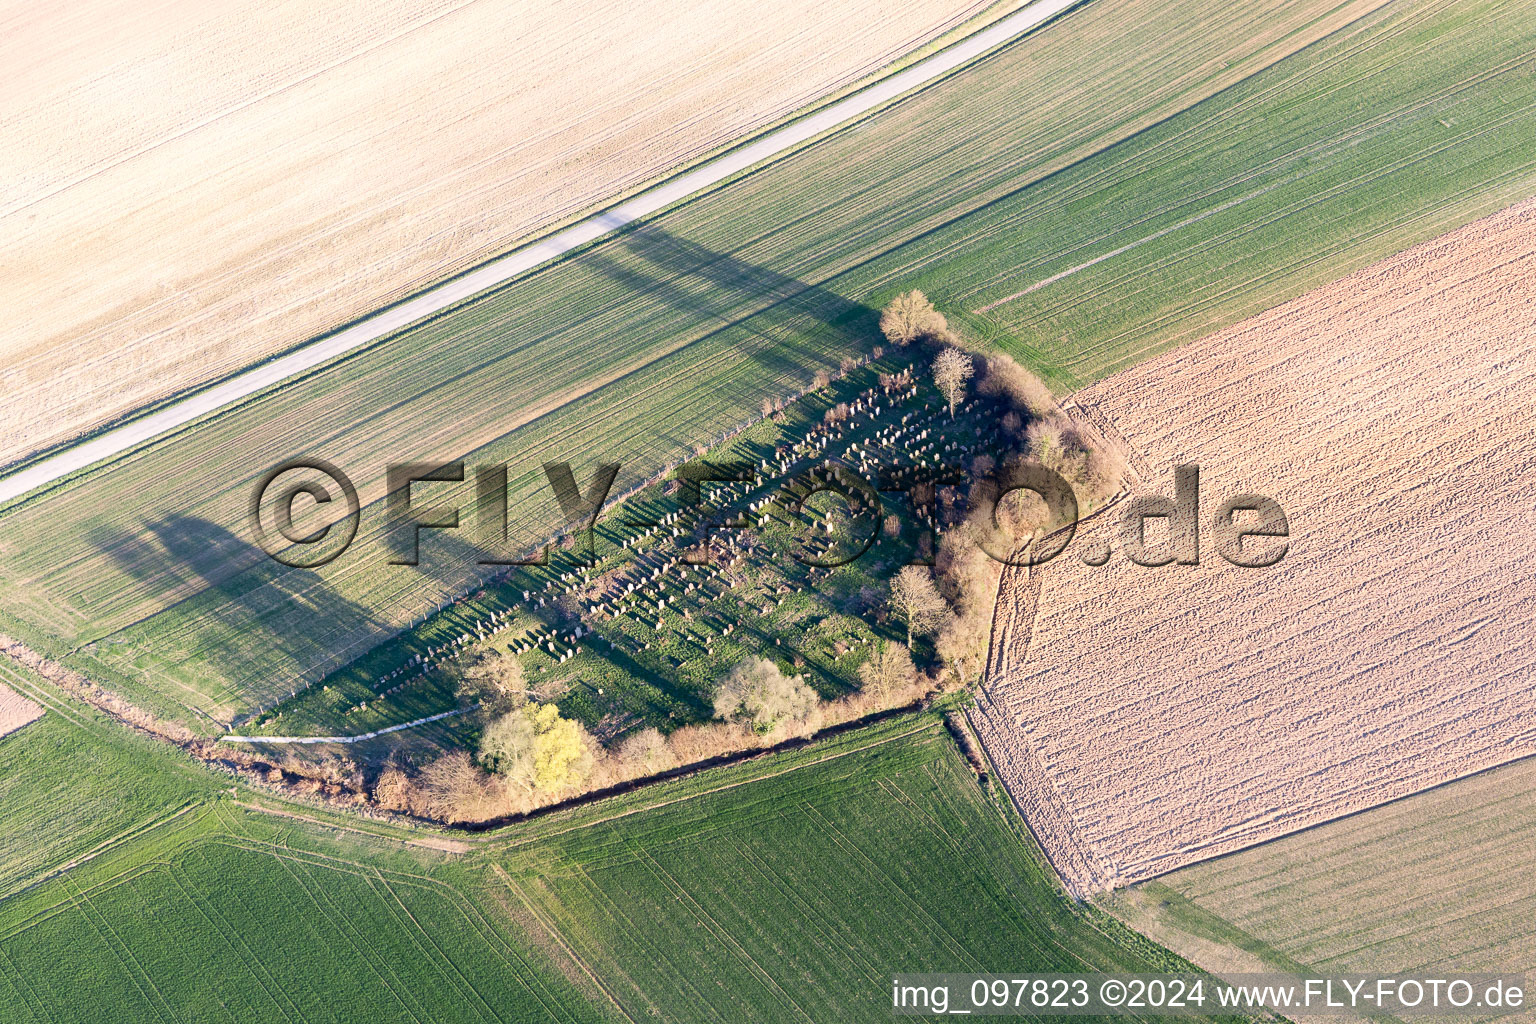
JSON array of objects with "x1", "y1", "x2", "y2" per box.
[{"x1": 248, "y1": 458, "x2": 1287, "y2": 571}]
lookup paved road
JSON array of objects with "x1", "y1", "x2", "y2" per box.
[{"x1": 0, "y1": 0, "x2": 1081, "y2": 507}]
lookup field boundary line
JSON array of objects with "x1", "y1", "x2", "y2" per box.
[
  {"x1": 418, "y1": 868, "x2": 589, "y2": 1024},
  {"x1": 1133, "y1": 746, "x2": 1536, "y2": 888},
  {"x1": 227, "y1": 800, "x2": 472, "y2": 854},
  {"x1": 968, "y1": 428, "x2": 1138, "y2": 898},
  {"x1": 0, "y1": 801, "x2": 203, "y2": 907},
  {"x1": 206, "y1": 834, "x2": 442, "y2": 887},
  {"x1": 494, "y1": 719, "x2": 941, "y2": 848},
  {"x1": 0, "y1": 0, "x2": 1086, "y2": 507},
  {"x1": 201, "y1": 825, "x2": 588, "y2": 1023},
  {"x1": 0, "y1": 0, "x2": 1032, "y2": 480},
  {"x1": 491, "y1": 864, "x2": 640, "y2": 1024}
]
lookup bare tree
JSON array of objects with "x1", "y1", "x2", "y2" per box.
[
  {"x1": 888, "y1": 565, "x2": 947, "y2": 646},
  {"x1": 857, "y1": 640, "x2": 916, "y2": 698},
  {"x1": 455, "y1": 650, "x2": 529, "y2": 716},
  {"x1": 879, "y1": 290, "x2": 947, "y2": 346},
  {"x1": 932, "y1": 348, "x2": 974, "y2": 419},
  {"x1": 713, "y1": 657, "x2": 818, "y2": 735}
]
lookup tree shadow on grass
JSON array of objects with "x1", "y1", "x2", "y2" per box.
[
  {"x1": 86, "y1": 225, "x2": 893, "y2": 733},
  {"x1": 90, "y1": 514, "x2": 387, "y2": 727},
  {"x1": 589, "y1": 224, "x2": 883, "y2": 389}
]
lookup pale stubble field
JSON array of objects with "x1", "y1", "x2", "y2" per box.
[
  {"x1": 0, "y1": 682, "x2": 43, "y2": 739},
  {"x1": 0, "y1": 0, "x2": 1006, "y2": 463}
]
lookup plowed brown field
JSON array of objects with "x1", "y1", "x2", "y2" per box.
[
  {"x1": 0, "y1": 681, "x2": 43, "y2": 739},
  {"x1": 976, "y1": 199, "x2": 1536, "y2": 896}
]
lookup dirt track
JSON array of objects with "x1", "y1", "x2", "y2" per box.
[
  {"x1": 0, "y1": 0, "x2": 1078, "y2": 506},
  {"x1": 976, "y1": 198, "x2": 1536, "y2": 895}
]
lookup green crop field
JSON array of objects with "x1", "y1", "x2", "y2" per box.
[
  {"x1": 490, "y1": 714, "x2": 1248, "y2": 1023},
  {"x1": 1, "y1": 0, "x2": 1532, "y2": 727},
  {"x1": 0, "y1": 808, "x2": 602, "y2": 1024},
  {"x1": 0, "y1": 661, "x2": 218, "y2": 899},
  {"x1": 0, "y1": 662, "x2": 1255, "y2": 1023},
  {"x1": 0, "y1": 661, "x2": 598, "y2": 1022},
  {"x1": 1106, "y1": 757, "x2": 1536, "y2": 987}
]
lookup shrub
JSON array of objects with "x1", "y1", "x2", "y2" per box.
[
  {"x1": 617, "y1": 727, "x2": 675, "y2": 775},
  {"x1": 372, "y1": 763, "x2": 416, "y2": 812},
  {"x1": 419, "y1": 752, "x2": 508, "y2": 823},
  {"x1": 977, "y1": 352, "x2": 1054, "y2": 416},
  {"x1": 713, "y1": 657, "x2": 818, "y2": 735}
]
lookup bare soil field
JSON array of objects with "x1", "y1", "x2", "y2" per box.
[
  {"x1": 0, "y1": 0, "x2": 1003, "y2": 465},
  {"x1": 976, "y1": 198, "x2": 1536, "y2": 896},
  {"x1": 0, "y1": 681, "x2": 43, "y2": 739}
]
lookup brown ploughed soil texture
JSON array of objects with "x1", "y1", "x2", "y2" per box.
[
  {"x1": 0, "y1": 681, "x2": 44, "y2": 739},
  {"x1": 975, "y1": 198, "x2": 1536, "y2": 896}
]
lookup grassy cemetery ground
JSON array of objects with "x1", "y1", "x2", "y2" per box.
[{"x1": 241, "y1": 351, "x2": 1029, "y2": 749}]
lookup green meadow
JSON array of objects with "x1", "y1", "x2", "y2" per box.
[{"x1": 0, "y1": 661, "x2": 1252, "y2": 1023}]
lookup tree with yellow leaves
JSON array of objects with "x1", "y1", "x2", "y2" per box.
[{"x1": 480, "y1": 703, "x2": 595, "y2": 794}]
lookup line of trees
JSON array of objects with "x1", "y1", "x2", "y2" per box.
[
  {"x1": 874, "y1": 289, "x2": 1129, "y2": 693},
  {"x1": 371, "y1": 288, "x2": 1128, "y2": 825}
]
